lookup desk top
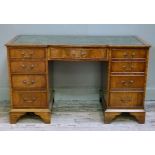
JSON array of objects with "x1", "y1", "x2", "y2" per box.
[{"x1": 6, "y1": 35, "x2": 150, "y2": 47}]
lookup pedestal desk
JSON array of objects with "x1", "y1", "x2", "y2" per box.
[{"x1": 6, "y1": 35, "x2": 150, "y2": 124}]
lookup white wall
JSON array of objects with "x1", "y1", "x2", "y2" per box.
[{"x1": 0, "y1": 24, "x2": 155, "y2": 101}]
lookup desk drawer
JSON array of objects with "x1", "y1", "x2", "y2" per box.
[
  {"x1": 110, "y1": 75, "x2": 145, "y2": 89},
  {"x1": 12, "y1": 91, "x2": 48, "y2": 108},
  {"x1": 49, "y1": 48, "x2": 107, "y2": 60},
  {"x1": 109, "y1": 92, "x2": 144, "y2": 108},
  {"x1": 12, "y1": 75, "x2": 46, "y2": 90},
  {"x1": 111, "y1": 49, "x2": 147, "y2": 59},
  {"x1": 9, "y1": 48, "x2": 46, "y2": 59},
  {"x1": 111, "y1": 61, "x2": 146, "y2": 73},
  {"x1": 10, "y1": 61, "x2": 46, "y2": 73}
]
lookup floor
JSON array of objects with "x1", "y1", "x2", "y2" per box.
[{"x1": 0, "y1": 100, "x2": 155, "y2": 131}]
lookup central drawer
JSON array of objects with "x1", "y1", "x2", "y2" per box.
[
  {"x1": 11, "y1": 75, "x2": 46, "y2": 90},
  {"x1": 49, "y1": 47, "x2": 107, "y2": 60},
  {"x1": 12, "y1": 91, "x2": 48, "y2": 108},
  {"x1": 110, "y1": 75, "x2": 145, "y2": 89}
]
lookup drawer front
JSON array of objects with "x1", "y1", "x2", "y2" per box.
[
  {"x1": 12, "y1": 91, "x2": 48, "y2": 108},
  {"x1": 111, "y1": 61, "x2": 146, "y2": 72},
  {"x1": 12, "y1": 75, "x2": 46, "y2": 90},
  {"x1": 109, "y1": 92, "x2": 144, "y2": 108},
  {"x1": 10, "y1": 61, "x2": 46, "y2": 73},
  {"x1": 9, "y1": 48, "x2": 46, "y2": 59},
  {"x1": 110, "y1": 75, "x2": 145, "y2": 89},
  {"x1": 50, "y1": 48, "x2": 107, "y2": 60},
  {"x1": 111, "y1": 49, "x2": 147, "y2": 59}
]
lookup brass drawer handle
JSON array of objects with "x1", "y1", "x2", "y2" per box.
[
  {"x1": 122, "y1": 63, "x2": 134, "y2": 71},
  {"x1": 21, "y1": 64, "x2": 26, "y2": 68},
  {"x1": 23, "y1": 97, "x2": 37, "y2": 103},
  {"x1": 30, "y1": 64, "x2": 35, "y2": 69},
  {"x1": 80, "y1": 51, "x2": 87, "y2": 57},
  {"x1": 120, "y1": 97, "x2": 132, "y2": 103},
  {"x1": 122, "y1": 65, "x2": 132, "y2": 71},
  {"x1": 21, "y1": 64, "x2": 35, "y2": 70},
  {"x1": 131, "y1": 52, "x2": 135, "y2": 58},
  {"x1": 71, "y1": 51, "x2": 76, "y2": 57},
  {"x1": 21, "y1": 52, "x2": 34, "y2": 58},
  {"x1": 123, "y1": 52, "x2": 128, "y2": 58},
  {"x1": 71, "y1": 50, "x2": 87, "y2": 58},
  {"x1": 129, "y1": 80, "x2": 134, "y2": 84},
  {"x1": 123, "y1": 52, "x2": 136, "y2": 58},
  {"x1": 121, "y1": 80, "x2": 128, "y2": 86},
  {"x1": 23, "y1": 80, "x2": 36, "y2": 85},
  {"x1": 71, "y1": 50, "x2": 80, "y2": 58},
  {"x1": 121, "y1": 80, "x2": 134, "y2": 87}
]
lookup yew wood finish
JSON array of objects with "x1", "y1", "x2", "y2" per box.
[
  {"x1": 111, "y1": 61, "x2": 146, "y2": 73},
  {"x1": 6, "y1": 35, "x2": 150, "y2": 124},
  {"x1": 9, "y1": 48, "x2": 46, "y2": 59},
  {"x1": 110, "y1": 75, "x2": 145, "y2": 89},
  {"x1": 12, "y1": 91, "x2": 48, "y2": 108},
  {"x1": 10, "y1": 61, "x2": 46, "y2": 73},
  {"x1": 11, "y1": 75, "x2": 47, "y2": 90},
  {"x1": 109, "y1": 92, "x2": 144, "y2": 108},
  {"x1": 111, "y1": 49, "x2": 147, "y2": 59}
]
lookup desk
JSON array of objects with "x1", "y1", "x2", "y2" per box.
[{"x1": 6, "y1": 35, "x2": 150, "y2": 124}]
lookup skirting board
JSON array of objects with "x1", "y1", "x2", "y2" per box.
[{"x1": 0, "y1": 87, "x2": 155, "y2": 102}]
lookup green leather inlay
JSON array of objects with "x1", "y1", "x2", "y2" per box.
[{"x1": 12, "y1": 35, "x2": 145, "y2": 46}]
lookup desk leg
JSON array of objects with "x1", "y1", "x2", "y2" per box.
[
  {"x1": 104, "y1": 111, "x2": 121, "y2": 124},
  {"x1": 130, "y1": 112, "x2": 145, "y2": 124},
  {"x1": 35, "y1": 111, "x2": 51, "y2": 124},
  {"x1": 10, "y1": 112, "x2": 26, "y2": 124}
]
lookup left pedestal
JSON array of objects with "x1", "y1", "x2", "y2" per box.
[{"x1": 7, "y1": 47, "x2": 51, "y2": 124}]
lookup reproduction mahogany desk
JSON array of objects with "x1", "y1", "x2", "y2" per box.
[{"x1": 6, "y1": 35, "x2": 150, "y2": 124}]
